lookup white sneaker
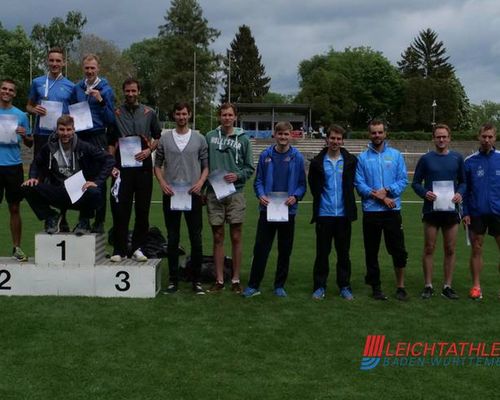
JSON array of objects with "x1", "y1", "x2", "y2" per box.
[
  {"x1": 132, "y1": 249, "x2": 147, "y2": 262},
  {"x1": 110, "y1": 255, "x2": 123, "y2": 262}
]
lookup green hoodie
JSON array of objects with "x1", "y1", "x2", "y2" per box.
[{"x1": 205, "y1": 126, "x2": 254, "y2": 192}]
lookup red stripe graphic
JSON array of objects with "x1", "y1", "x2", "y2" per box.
[
  {"x1": 363, "y1": 335, "x2": 374, "y2": 356},
  {"x1": 375, "y1": 335, "x2": 385, "y2": 356},
  {"x1": 363, "y1": 335, "x2": 386, "y2": 356}
]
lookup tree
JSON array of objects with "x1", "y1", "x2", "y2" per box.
[
  {"x1": 30, "y1": 11, "x2": 87, "y2": 54},
  {"x1": 469, "y1": 101, "x2": 500, "y2": 129},
  {"x1": 398, "y1": 28, "x2": 454, "y2": 79},
  {"x1": 123, "y1": 38, "x2": 163, "y2": 109},
  {"x1": 221, "y1": 25, "x2": 270, "y2": 103},
  {"x1": 296, "y1": 47, "x2": 402, "y2": 128},
  {"x1": 155, "y1": 0, "x2": 220, "y2": 124},
  {"x1": 398, "y1": 29, "x2": 470, "y2": 130},
  {"x1": 262, "y1": 92, "x2": 295, "y2": 104},
  {"x1": 0, "y1": 23, "x2": 40, "y2": 108}
]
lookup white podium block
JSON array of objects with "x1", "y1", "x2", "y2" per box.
[
  {"x1": 35, "y1": 233, "x2": 106, "y2": 266},
  {"x1": 0, "y1": 258, "x2": 161, "y2": 298}
]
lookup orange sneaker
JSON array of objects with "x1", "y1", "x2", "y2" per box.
[{"x1": 469, "y1": 286, "x2": 482, "y2": 300}]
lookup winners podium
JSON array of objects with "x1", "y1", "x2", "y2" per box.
[{"x1": 0, "y1": 233, "x2": 161, "y2": 298}]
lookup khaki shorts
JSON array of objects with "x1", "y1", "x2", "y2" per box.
[{"x1": 206, "y1": 191, "x2": 246, "y2": 225}]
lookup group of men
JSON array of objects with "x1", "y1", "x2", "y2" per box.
[{"x1": 1, "y1": 47, "x2": 499, "y2": 300}]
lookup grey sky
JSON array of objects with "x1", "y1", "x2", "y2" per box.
[{"x1": 2, "y1": 0, "x2": 500, "y2": 103}]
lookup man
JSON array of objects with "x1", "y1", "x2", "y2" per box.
[
  {"x1": 0, "y1": 79, "x2": 32, "y2": 261},
  {"x1": 22, "y1": 115, "x2": 114, "y2": 235},
  {"x1": 308, "y1": 125, "x2": 357, "y2": 300},
  {"x1": 412, "y1": 124, "x2": 466, "y2": 300},
  {"x1": 71, "y1": 53, "x2": 115, "y2": 233},
  {"x1": 463, "y1": 122, "x2": 500, "y2": 300},
  {"x1": 154, "y1": 102, "x2": 208, "y2": 294},
  {"x1": 26, "y1": 48, "x2": 74, "y2": 156},
  {"x1": 242, "y1": 121, "x2": 306, "y2": 298},
  {"x1": 355, "y1": 119, "x2": 409, "y2": 300},
  {"x1": 205, "y1": 103, "x2": 254, "y2": 293},
  {"x1": 109, "y1": 78, "x2": 161, "y2": 262}
]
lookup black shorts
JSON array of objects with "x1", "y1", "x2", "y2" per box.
[
  {"x1": 422, "y1": 211, "x2": 460, "y2": 228},
  {"x1": 0, "y1": 164, "x2": 24, "y2": 204},
  {"x1": 469, "y1": 215, "x2": 500, "y2": 237}
]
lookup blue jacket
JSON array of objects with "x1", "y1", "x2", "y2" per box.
[
  {"x1": 254, "y1": 145, "x2": 306, "y2": 215},
  {"x1": 355, "y1": 141, "x2": 408, "y2": 212},
  {"x1": 71, "y1": 77, "x2": 115, "y2": 132},
  {"x1": 463, "y1": 148, "x2": 500, "y2": 216}
]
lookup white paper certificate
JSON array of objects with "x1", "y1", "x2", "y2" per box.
[
  {"x1": 39, "y1": 100, "x2": 63, "y2": 131},
  {"x1": 69, "y1": 101, "x2": 94, "y2": 132},
  {"x1": 432, "y1": 180, "x2": 455, "y2": 211},
  {"x1": 64, "y1": 170, "x2": 86, "y2": 204},
  {"x1": 267, "y1": 192, "x2": 289, "y2": 222},
  {"x1": 208, "y1": 169, "x2": 236, "y2": 200},
  {"x1": 0, "y1": 114, "x2": 18, "y2": 144},
  {"x1": 119, "y1": 136, "x2": 142, "y2": 168},
  {"x1": 170, "y1": 182, "x2": 192, "y2": 211}
]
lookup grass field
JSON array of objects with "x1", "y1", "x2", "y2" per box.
[{"x1": 0, "y1": 182, "x2": 499, "y2": 400}]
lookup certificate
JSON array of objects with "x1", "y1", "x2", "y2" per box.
[
  {"x1": 432, "y1": 180, "x2": 455, "y2": 211},
  {"x1": 267, "y1": 192, "x2": 289, "y2": 222},
  {"x1": 208, "y1": 169, "x2": 236, "y2": 200},
  {"x1": 39, "y1": 100, "x2": 63, "y2": 131},
  {"x1": 69, "y1": 101, "x2": 94, "y2": 132},
  {"x1": 119, "y1": 136, "x2": 142, "y2": 168},
  {"x1": 64, "y1": 170, "x2": 87, "y2": 204},
  {"x1": 170, "y1": 182, "x2": 192, "y2": 211},
  {"x1": 0, "y1": 114, "x2": 18, "y2": 144}
]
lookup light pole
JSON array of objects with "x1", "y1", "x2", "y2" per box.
[
  {"x1": 431, "y1": 99, "x2": 437, "y2": 129},
  {"x1": 227, "y1": 49, "x2": 231, "y2": 103}
]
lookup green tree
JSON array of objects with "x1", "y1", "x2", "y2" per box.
[
  {"x1": 262, "y1": 92, "x2": 295, "y2": 104},
  {"x1": 156, "y1": 0, "x2": 220, "y2": 125},
  {"x1": 398, "y1": 28, "x2": 454, "y2": 78},
  {"x1": 398, "y1": 29, "x2": 470, "y2": 130},
  {"x1": 296, "y1": 47, "x2": 402, "y2": 128},
  {"x1": 469, "y1": 101, "x2": 500, "y2": 129},
  {"x1": 30, "y1": 11, "x2": 87, "y2": 54},
  {"x1": 0, "y1": 23, "x2": 40, "y2": 108},
  {"x1": 123, "y1": 38, "x2": 163, "y2": 109},
  {"x1": 221, "y1": 25, "x2": 270, "y2": 103}
]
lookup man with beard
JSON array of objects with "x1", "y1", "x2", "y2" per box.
[
  {"x1": 355, "y1": 119, "x2": 409, "y2": 301},
  {"x1": 108, "y1": 78, "x2": 161, "y2": 262}
]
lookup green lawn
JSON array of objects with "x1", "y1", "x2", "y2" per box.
[{"x1": 0, "y1": 183, "x2": 498, "y2": 400}]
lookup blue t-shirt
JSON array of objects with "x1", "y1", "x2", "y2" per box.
[
  {"x1": 319, "y1": 153, "x2": 345, "y2": 217},
  {"x1": 272, "y1": 147, "x2": 291, "y2": 192},
  {"x1": 29, "y1": 75, "x2": 74, "y2": 135},
  {"x1": 0, "y1": 106, "x2": 31, "y2": 166}
]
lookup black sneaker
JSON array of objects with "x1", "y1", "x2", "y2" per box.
[
  {"x1": 45, "y1": 214, "x2": 61, "y2": 234},
  {"x1": 372, "y1": 286, "x2": 388, "y2": 301},
  {"x1": 163, "y1": 283, "x2": 178, "y2": 294},
  {"x1": 396, "y1": 287, "x2": 408, "y2": 301},
  {"x1": 73, "y1": 218, "x2": 91, "y2": 236},
  {"x1": 441, "y1": 286, "x2": 459, "y2": 300},
  {"x1": 192, "y1": 282, "x2": 205, "y2": 295},
  {"x1": 421, "y1": 286, "x2": 434, "y2": 300},
  {"x1": 91, "y1": 221, "x2": 105, "y2": 234},
  {"x1": 59, "y1": 214, "x2": 70, "y2": 233}
]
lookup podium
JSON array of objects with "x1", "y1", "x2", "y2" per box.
[{"x1": 0, "y1": 233, "x2": 161, "y2": 298}]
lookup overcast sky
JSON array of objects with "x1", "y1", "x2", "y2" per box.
[{"x1": 2, "y1": 0, "x2": 500, "y2": 104}]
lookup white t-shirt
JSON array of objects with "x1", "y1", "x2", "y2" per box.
[{"x1": 173, "y1": 129, "x2": 191, "y2": 152}]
